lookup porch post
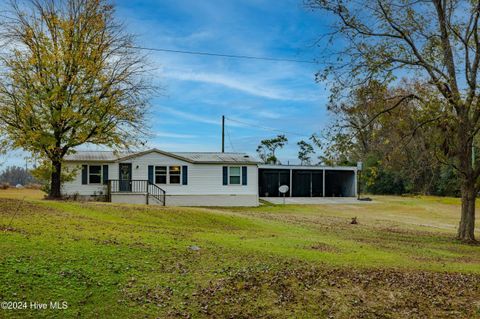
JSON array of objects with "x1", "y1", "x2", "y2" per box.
[
  {"x1": 289, "y1": 169, "x2": 292, "y2": 197},
  {"x1": 310, "y1": 172, "x2": 313, "y2": 197},
  {"x1": 322, "y1": 169, "x2": 325, "y2": 197},
  {"x1": 146, "y1": 180, "x2": 149, "y2": 205},
  {"x1": 107, "y1": 180, "x2": 111, "y2": 202}
]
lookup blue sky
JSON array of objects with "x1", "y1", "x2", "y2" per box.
[{"x1": 1, "y1": 0, "x2": 334, "y2": 168}]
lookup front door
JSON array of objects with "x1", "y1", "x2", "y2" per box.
[{"x1": 119, "y1": 163, "x2": 132, "y2": 192}]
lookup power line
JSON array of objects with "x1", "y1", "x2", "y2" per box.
[
  {"x1": 225, "y1": 125, "x2": 236, "y2": 152},
  {"x1": 225, "y1": 116, "x2": 312, "y2": 138},
  {"x1": 127, "y1": 45, "x2": 318, "y2": 65}
]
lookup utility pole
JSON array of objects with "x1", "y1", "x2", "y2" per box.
[{"x1": 221, "y1": 115, "x2": 225, "y2": 153}]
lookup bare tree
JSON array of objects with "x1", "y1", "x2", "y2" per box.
[{"x1": 307, "y1": 0, "x2": 480, "y2": 242}]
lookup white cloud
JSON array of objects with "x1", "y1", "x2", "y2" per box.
[
  {"x1": 153, "y1": 131, "x2": 198, "y2": 139},
  {"x1": 255, "y1": 109, "x2": 284, "y2": 119},
  {"x1": 156, "y1": 105, "x2": 250, "y2": 128},
  {"x1": 163, "y1": 70, "x2": 319, "y2": 101},
  {"x1": 147, "y1": 142, "x2": 218, "y2": 152},
  {"x1": 156, "y1": 106, "x2": 220, "y2": 125}
]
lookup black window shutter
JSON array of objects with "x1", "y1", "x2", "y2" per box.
[
  {"x1": 148, "y1": 165, "x2": 154, "y2": 183},
  {"x1": 222, "y1": 166, "x2": 228, "y2": 185},
  {"x1": 242, "y1": 166, "x2": 247, "y2": 185},
  {"x1": 81, "y1": 165, "x2": 88, "y2": 184},
  {"x1": 102, "y1": 165, "x2": 109, "y2": 185},
  {"x1": 182, "y1": 166, "x2": 188, "y2": 185}
]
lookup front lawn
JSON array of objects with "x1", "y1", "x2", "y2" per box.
[{"x1": 0, "y1": 190, "x2": 479, "y2": 318}]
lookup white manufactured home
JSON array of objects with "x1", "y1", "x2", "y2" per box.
[
  {"x1": 63, "y1": 149, "x2": 259, "y2": 206},
  {"x1": 63, "y1": 148, "x2": 358, "y2": 206}
]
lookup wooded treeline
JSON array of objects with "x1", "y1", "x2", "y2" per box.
[
  {"x1": 320, "y1": 80, "x2": 460, "y2": 197},
  {"x1": 257, "y1": 79, "x2": 461, "y2": 196},
  {"x1": 0, "y1": 166, "x2": 36, "y2": 186},
  {"x1": 307, "y1": 0, "x2": 480, "y2": 241}
]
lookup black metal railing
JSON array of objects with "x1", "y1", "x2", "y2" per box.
[
  {"x1": 107, "y1": 179, "x2": 166, "y2": 206},
  {"x1": 147, "y1": 182, "x2": 166, "y2": 206}
]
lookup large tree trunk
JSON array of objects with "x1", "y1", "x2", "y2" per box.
[
  {"x1": 457, "y1": 126, "x2": 476, "y2": 242},
  {"x1": 49, "y1": 160, "x2": 62, "y2": 199},
  {"x1": 458, "y1": 178, "x2": 476, "y2": 242}
]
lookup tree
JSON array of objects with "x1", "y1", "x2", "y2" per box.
[
  {"x1": 308, "y1": 0, "x2": 480, "y2": 242},
  {"x1": 297, "y1": 140, "x2": 315, "y2": 165},
  {"x1": 322, "y1": 80, "x2": 453, "y2": 195},
  {"x1": 0, "y1": 0, "x2": 154, "y2": 198},
  {"x1": 256, "y1": 135, "x2": 288, "y2": 164},
  {"x1": 0, "y1": 165, "x2": 36, "y2": 185}
]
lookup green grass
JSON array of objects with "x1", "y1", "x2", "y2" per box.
[{"x1": 1, "y1": 190, "x2": 480, "y2": 318}]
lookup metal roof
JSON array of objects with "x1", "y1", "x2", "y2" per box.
[
  {"x1": 173, "y1": 152, "x2": 257, "y2": 164},
  {"x1": 259, "y1": 164, "x2": 357, "y2": 171},
  {"x1": 64, "y1": 149, "x2": 259, "y2": 164},
  {"x1": 64, "y1": 151, "x2": 131, "y2": 162}
]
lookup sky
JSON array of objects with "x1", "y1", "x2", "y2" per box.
[{"x1": 1, "y1": 0, "x2": 335, "y2": 168}]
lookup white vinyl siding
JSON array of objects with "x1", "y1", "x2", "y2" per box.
[
  {"x1": 62, "y1": 162, "x2": 116, "y2": 196},
  {"x1": 117, "y1": 152, "x2": 257, "y2": 195},
  {"x1": 62, "y1": 152, "x2": 258, "y2": 199}
]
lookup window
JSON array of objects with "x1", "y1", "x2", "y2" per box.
[
  {"x1": 155, "y1": 166, "x2": 167, "y2": 184},
  {"x1": 229, "y1": 166, "x2": 241, "y2": 185},
  {"x1": 169, "y1": 166, "x2": 181, "y2": 184},
  {"x1": 89, "y1": 165, "x2": 102, "y2": 184}
]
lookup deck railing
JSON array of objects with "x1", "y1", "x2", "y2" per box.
[{"x1": 107, "y1": 179, "x2": 166, "y2": 206}]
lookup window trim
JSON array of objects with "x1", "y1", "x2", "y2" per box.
[
  {"x1": 228, "y1": 166, "x2": 242, "y2": 185},
  {"x1": 88, "y1": 165, "x2": 102, "y2": 184},
  {"x1": 169, "y1": 165, "x2": 181, "y2": 185},
  {"x1": 153, "y1": 165, "x2": 182, "y2": 185},
  {"x1": 154, "y1": 165, "x2": 167, "y2": 184}
]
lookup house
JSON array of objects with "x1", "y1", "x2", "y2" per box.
[
  {"x1": 63, "y1": 148, "x2": 358, "y2": 206},
  {"x1": 63, "y1": 149, "x2": 260, "y2": 206}
]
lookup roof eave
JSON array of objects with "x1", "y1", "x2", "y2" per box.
[
  {"x1": 195, "y1": 161, "x2": 260, "y2": 165},
  {"x1": 115, "y1": 148, "x2": 194, "y2": 163},
  {"x1": 64, "y1": 159, "x2": 116, "y2": 163}
]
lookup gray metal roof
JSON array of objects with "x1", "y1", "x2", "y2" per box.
[
  {"x1": 173, "y1": 152, "x2": 257, "y2": 163},
  {"x1": 259, "y1": 164, "x2": 357, "y2": 171},
  {"x1": 64, "y1": 151, "x2": 131, "y2": 162},
  {"x1": 64, "y1": 149, "x2": 259, "y2": 164}
]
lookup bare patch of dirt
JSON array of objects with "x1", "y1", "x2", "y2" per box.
[
  {"x1": 0, "y1": 198, "x2": 62, "y2": 217},
  {"x1": 381, "y1": 226, "x2": 438, "y2": 237},
  {"x1": 309, "y1": 242, "x2": 338, "y2": 252},
  {"x1": 89, "y1": 237, "x2": 121, "y2": 246},
  {"x1": 122, "y1": 279, "x2": 174, "y2": 308},
  {"x1": 0, "y1": 224, "x2": 28, "y2": 234}
]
